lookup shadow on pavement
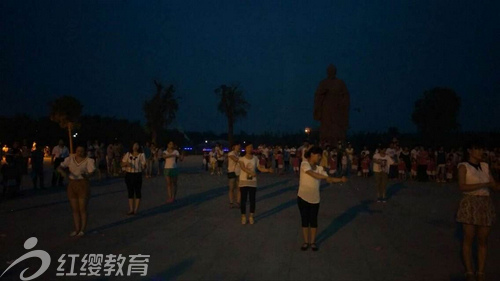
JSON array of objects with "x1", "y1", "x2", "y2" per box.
[
  {"x1": 386, "y1": 182, "x2": 408, "y2": 199},
  {"x1": 255, "y1": 183, "x2": 332, "y2": 222},
  {"x1": 87, "y1": 181, "x2": 286, "y2": 234},
  {"x1": 316, "y1": 200, "x2": 380, "y2": 246},
  {"x1": 257, "y1": 184, "x2": 297, "y2": 202}
]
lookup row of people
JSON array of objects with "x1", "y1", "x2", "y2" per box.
[{"x1": 55, "y1": 140, "x2": 181, "y2": 237}]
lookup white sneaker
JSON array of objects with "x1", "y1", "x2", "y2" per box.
[
  {"x1": 241, "y1": 216, "x2": 247, "y2": 225},
  {"x1": 249, "y1": 216, "x2": 255, "y2": 225},
  {"x1": 77, "y1": 231, "x2": 85, "y2": 237},
  {"x1": 69, "y1": 231, "x2": 78, "y2": 237}
]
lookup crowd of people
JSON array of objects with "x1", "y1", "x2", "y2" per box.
[
  {"x1": 202, "y1": 139, "x2": 500, "y2": 184},
  {"x1": 2, "y1": 137, "x2": 499, "y2": 280}
]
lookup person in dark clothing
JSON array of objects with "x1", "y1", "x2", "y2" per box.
[
  {"x1": 31, "y1": 144, "x2": 45, "y2": 189},
  {"x1": 399, "y1": 147, "x2": 412, "y2": 179},
  {"x1": 1, "y1": 154, "x2": 22, "y2": 197}
]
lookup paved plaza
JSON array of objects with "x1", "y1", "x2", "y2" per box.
[{"x1": 1, "y1": 156, "x2": 499, "y2": 280}]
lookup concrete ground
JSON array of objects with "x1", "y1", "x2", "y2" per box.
[{"x1": 1, "y1": 156, "x2": 499, "y2": 281}]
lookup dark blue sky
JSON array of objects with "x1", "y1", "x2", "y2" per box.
[{"x1": 1, "y1": 0, "x2": 499, "y2": 134}]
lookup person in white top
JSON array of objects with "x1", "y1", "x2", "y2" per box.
[
  {"x1": 238, "y1": 142, "x2": 273, "y2": 225},
  {"x1": 163, "y1": 141, "x2": 181, "y2": 203},
  {"x1": 215, "y1": 143, "x2": 225, "y2": 176},
  {"x1": 208, "y1": 149, "x2": 217, "y2": 175},
  {"x1": 456, "y1": 142, "x2": 499, "y2": 280},
  {"x1": 227, "y1": 142, "x2": 241, "y2": 208},
  {"x1": 372, "y1": 147, "x2": 394, "y2": 203},
  {"x1": 361, "y1": 146, "x2": 370, "y2": 158},
  {"x1": 121, "y1": 142, "x2": 147, "y2": 215},
  {"x1": 57, "y1": 145, "x2": 96, "y2": 237},
  {"x1": 51, "y1": 139, "x2": 70, "y2": 187},
  {"x1": 297, "y1": 146, "x2": 347, "y2": 251}
]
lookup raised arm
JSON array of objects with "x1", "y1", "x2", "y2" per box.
[{"x1": 257, "y1": 165, "x2": 273, "y2": 173}]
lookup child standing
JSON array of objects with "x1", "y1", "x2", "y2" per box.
[
  {"x1": 398, "y1": 160, "x2": 407, "y2": 180},
  {"x1": 329, "y1": 152, "x2": 338, "y2": 176},
  {"x1": 320, "y1": 148, "x2": 329, "y2": 170},
  {"x1": 292, "y1": 155, "x2": 300, "y2": 175},
  {"x1": 341, "y1": 154, "x2": 348, "y2": 176},
  {"x1": 411, "y1": 159, "x2": 417, "y2": 180},
  {"x1": 209, "y1": 150, "x2": 217, "y2": 175},
  {"x1": 427, "y1": 157, "x2": 436, "y2": 181},
  {"x1": 361, "y1": 155, "x2": 370, "y2": 178},
  {"x1": 259, "y1": 154, "x2": 267, "y2": 170},
  {"x1": 276, "y1": 151, "x2": 284, "y2": 175},
  {"x1": 351, "y1": 155, "x2": 359, "y2": 176},
  {"x1": 446, "y1": 157, "x2": 454, "y2": 182}
]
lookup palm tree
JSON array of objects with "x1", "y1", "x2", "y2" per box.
[
  {"x1": 215, "y1": 84, "x2": 250, "y2": 147},
  {"x1": 49, "y1": 95, "x2": 83, "y2": 153},
  {"x1": 144, "y1": 80, "x2": 179, "y2": 144}
]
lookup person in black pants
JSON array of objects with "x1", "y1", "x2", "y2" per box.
[
  {"x1": 297, "y1": 146, "x2": 347, "y2": 251},
  {"x1": 121, "y1": 142, "x2": 146, "y2": 215},
  {"x1": 238, "y1": 142, "x2": 274, "y2": 225},
  {"x1": 417, "y1": 146, "x2": 429, "y2": 182},
  {"x1": 31, "y1": 144, "x2": 45, "y2": 189},
  {"x1": 51, "y1": 140, "x2": 69, "y2": 187}
]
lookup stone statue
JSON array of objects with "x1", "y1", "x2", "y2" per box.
[{"x1": 313, "y1": 64, "x2": 350, "y2": 145}]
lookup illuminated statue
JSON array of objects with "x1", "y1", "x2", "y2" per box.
[{"x1": 313, "y1": 64, "x2": 350, "y2": 145}]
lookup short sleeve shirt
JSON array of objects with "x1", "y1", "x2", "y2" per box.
[
  {"x1": 227, "y1": 151, "x2": 240, "y2": 174},
  {"x1": 459, "y1": 162, "x2": 490, "y2": 196},
  {"x1": 298, "y1": 160, "x2": 327, "y2": 204},
  {"x1": 238, "y1": 155, "x2": 259, "y2": 187},
  {"x1": 60, "y1": 155, "x2": 96, "y2": 180},
  {"x1": 122, "y1": 152, "x2": 146, "y2": 173},
  {"x1": 372, "y1": 153, "x2": 394, "y2": 173},
  {"x1": 163, "y1": 150, "x2": 180, "y2": 169},
  {"x1": 52, "y1": 146, "x2": 69, "y2": 159}
]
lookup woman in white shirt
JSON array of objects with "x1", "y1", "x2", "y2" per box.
[
  {"x1": 163, "y1": 141, "x2": 180, "y2": 203},
  {"x1": 238, "y1": 142, "x2": 273, "y2": 225},
  {"x1": 298, "y1": 146, "x2": 347, "y2": 251},
  {"x1": 456, "y1": 142, "x2": 499, "y2": 281},
  {"x1": 227, "y1": 141, "x2": 241, "y2": 208},
  {"x1": 121, "y1": 142, "x2": 146, "y2": 215},
  {"x1": 57, "y1": 145, "x2": 96, "y2": 237},
  {"x1": 372, "y1": 147, "x2": 394, "y2": 203}
]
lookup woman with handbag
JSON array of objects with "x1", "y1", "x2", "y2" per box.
[{"x1": 227, "y1": 141, "x2": 241, "y2": 208}]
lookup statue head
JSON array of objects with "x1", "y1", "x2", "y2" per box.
[{"x1": 327, "y1": 64, "x2": 337, "y2": 78}]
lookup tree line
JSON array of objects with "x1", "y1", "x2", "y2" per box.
[{"x1": 1, "y1": 81, "x2": 497, "y2": 152}]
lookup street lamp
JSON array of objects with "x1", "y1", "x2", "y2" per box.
[{"x1": 304, "y1": 127, "x2": 311, "y2": 138}]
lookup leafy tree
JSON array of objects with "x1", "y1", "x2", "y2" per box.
[
  {"x1": 412, "y1": 87, "x2": 460, "y2": 144},
  {"x1": 49, "y1": 95, "x2": 83, "y2": 153},
  {"x1": 214, "y1": 84, "x2": 250, "y2": 147},
  {"x1": 143, "y1": 80, "x2": 179, "y2": 144}
]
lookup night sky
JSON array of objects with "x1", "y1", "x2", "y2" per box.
[{"x1": 1, "y1": 0, "x2": 499, "y2": 134}]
